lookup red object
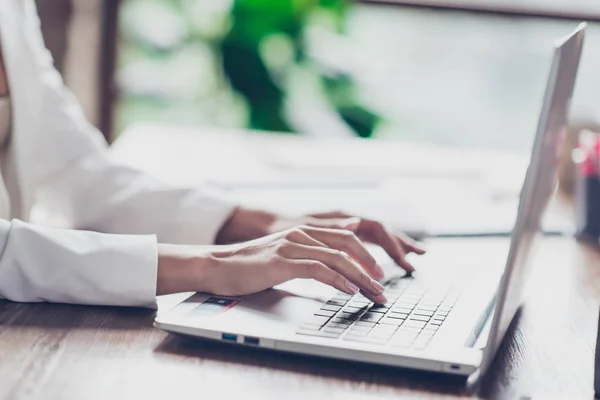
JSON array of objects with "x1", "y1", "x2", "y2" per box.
[{"x1": 580, "y1": 135, "x2": 600, "y2": 177}]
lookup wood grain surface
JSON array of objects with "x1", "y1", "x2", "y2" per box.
[{"x1": 0, "y1": 237, "x2": 598, "y2": 400}]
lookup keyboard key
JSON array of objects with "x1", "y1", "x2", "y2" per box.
[
  {"x1": 350, "y1": 325, "x2": 373, "y2": 332},
  {"x1": 326, "y1": 299, "x2": 347, "y2": 307},
  {"x1": 403, "y1": 320, "x2": 427, "y2": 329},
  {"x1": 372, "y1": 325, "x2": 397, "y2": 333},
  {"x1": 355, "y1": 321, "x2": 377, "y2": 328},
  {"x1": 403, "y1": 294, "x2": 424, "y2": 301},
  {"x1": 395, "y1": 303, "x2": 417, "y2": 310},
  {"x1": 415, "y1": 305, "x2": 438, "y2": 312},
  {"x1": 315, "y1": 309, "x2": 336, "y2": 318},
  {"x1": 369, "y1": 332, "x2": 395, "y2": 340},
  {"x1": 419, "y1": 332, "x2": 436, "y2": 340},
  {"x1": 330, "y1": 317, "x2": 353, "y2": 325},
  {"x1": 304, "y1": 315, "x2": 331, "y2": 327},
  {"x1": 322, "y1": 327, "x2": 346, "y2": 335},
  {"x1": 392, "y1": 329, "x2": 419, "y2": 339},
  {"x1": 387, "y1": 312, "x2": 409, "y2": 319},
  {"x1": 380, "y1": 317, "x2": 405, "y2": 326},
  {"x1": 297, "y1": 329, "x2": 341, "y2": 338},
  {"x1": 413, "y1": 309, "x2": 434, "y2": 317},
  {"x1": 429, "y1": 320, "x2": 443, "y2": 326},
  {"x1": 370, "y1": 303, "x2": 391, "y2": 311},
  {"x1": 338, "y1": 311, "x2": 362, "y2": 321},
  {"x1": 391, "y1": 335, "x2": 417, "y2": 348},
  {"x1": 424, "y1": 324, "x2": 440, "y2": 331},
  {"x1": 392, "y1": 307, "x2": 414, "y2": 315},
  {"x1": 326, "y1": 322, "x2": 350, "y2": 330},
  {"x1": 344, "y1": 330, "x2": 369, "y2": 338},
  {"x1": 320, "y1": 304, "x2": 342, "y2": 312},
  {"x1": 359, "y1": 312, "x2": 383, "y2": 323},
  {"x1": 343, "y1": 304, "x2": 368, "y2": 311},
  {"x1": 370, "y1": 327, "x2": 397, "y2": 339},
  {"x1": 410, "y1": 315, "x2": 431, "y2": 323},
  {"x1": 419, "y1": 301, "x2": 441, "y2": 308}
]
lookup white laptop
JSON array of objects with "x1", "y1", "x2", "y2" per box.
[{"x1": 155, "y1": 24, "x2": 586, "y2": 381}]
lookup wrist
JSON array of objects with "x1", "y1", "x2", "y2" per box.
[
  {"x1": 215, "y1": 207, "x2": 277, "y2": 244},
  {"x1": 156, "y1": 243, "x2": 215, "y2": 295}
]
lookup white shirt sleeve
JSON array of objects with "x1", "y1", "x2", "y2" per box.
[
  {"x1": 20, "y1": 0, "x2": 237, "y2": 245},
  {"x1": 0, "y1": 219, "x2": 158, "y2": 308},
  {"x1": 38, "y1": 152, "x2": 238, "y2": 246},
  {"x1": 0, "y1": 0, "x2": 238, "y2": 308}
]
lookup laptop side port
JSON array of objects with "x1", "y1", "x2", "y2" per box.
[
  {"x1": 244, "y1": 336, "x2": 260, "y2": 346},
  {"x1": 221, "y1": 333, "x2": 238, "y2": 342}
]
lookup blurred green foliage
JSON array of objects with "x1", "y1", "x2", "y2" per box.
[{"x1": 118, "y1": 0, "x2": 381, "y2": 137}]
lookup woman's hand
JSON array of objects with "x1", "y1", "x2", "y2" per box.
[
  {"x1": 216, "y1": 208, "x2": 425, "y2": 273},
  {"x1": 158, "y1": 225, "x2": 389, "y2": 303}
]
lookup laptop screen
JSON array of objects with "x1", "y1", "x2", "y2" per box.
[{"x1": 477, "y1": 23, "x2": 586, "y2": 377}]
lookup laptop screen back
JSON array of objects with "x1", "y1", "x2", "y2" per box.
[{"x1": 478, "y1": 23, "x2": 586, "y2": 376}]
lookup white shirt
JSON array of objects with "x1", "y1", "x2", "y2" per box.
[
  {"x1": 0, "y1": 0, "x2": 236, "y2": 308},
  {"x1": 0, "y1": 96, "x2": 12, "y2": 218}
]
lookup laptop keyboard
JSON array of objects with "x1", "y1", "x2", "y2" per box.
[{"x1": 296, "y1": 276, "x2": 460, "y2": 350}]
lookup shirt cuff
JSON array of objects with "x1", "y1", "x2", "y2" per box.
[{"x1": 0, "y1": 220, "x2": 159, "y2": 309}]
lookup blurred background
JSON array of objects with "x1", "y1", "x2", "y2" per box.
[{"x1": 39, "y1": 0, "x2": 600, "y2": 152}]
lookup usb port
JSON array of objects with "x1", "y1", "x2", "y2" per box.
[
  {"x1": 244, "y1": 336, "x2": 260, "y2": 346},
  {"x1": 221, "y1": 333, "x2": 237, "y2": 342}
]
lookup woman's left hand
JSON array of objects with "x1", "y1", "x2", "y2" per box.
[{"x1": 216, "y1": 208, "x2": 426, "y2": 274}]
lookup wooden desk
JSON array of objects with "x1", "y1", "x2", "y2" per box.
[{"x1": 0, "y1": 237, "x2": 598, "y2": 399}]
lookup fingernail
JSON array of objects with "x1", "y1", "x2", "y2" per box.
[
  {"x1": 345, "y1": 281, "x2": 360, "y2": 294},
  {"x1": 374, "y1": 264, "x2": 385, "y2": 280},
  {"x1": 374, "y1": 294, "x2": 387, "y2": 304},
  {"x1": 370, "y1": 279, "x2": 385, "y2": 294}
]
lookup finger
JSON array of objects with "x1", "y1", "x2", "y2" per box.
[
  {"x1": 395, "y1": 233, "x2": 427, "y2": 255},
  {"x1": 280, "y1": 243, "x2": 387, "y2": 303},
  {"x1": 298, "y1": 225, "x2": 385, "y2": 280},
  {"x1": 309, "y1": 211, "x2": 351, "y2": 219},
  {"x1": 283, "y1": 259, "x2": 360, "y2": 296},
  {"x1": 361, "y1": 220, "x2": 415, "y2": 273},
  {"x1": 283, "y1": 227, "x2": 328, "y2": 248},
  {"x1": 305, "y1": 217, "x2": 360, "y2": 232},
  {"x1": 305, "y1": 216, "x2": 362, "y2": 234}
]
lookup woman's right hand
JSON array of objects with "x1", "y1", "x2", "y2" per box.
[{"x1": 157, "y1": 226, "x2": 388, "y2": 304}]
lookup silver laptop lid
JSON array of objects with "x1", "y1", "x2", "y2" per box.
[{"x1": 476, "y1": 23, "x2": 586, "y2": 378}]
